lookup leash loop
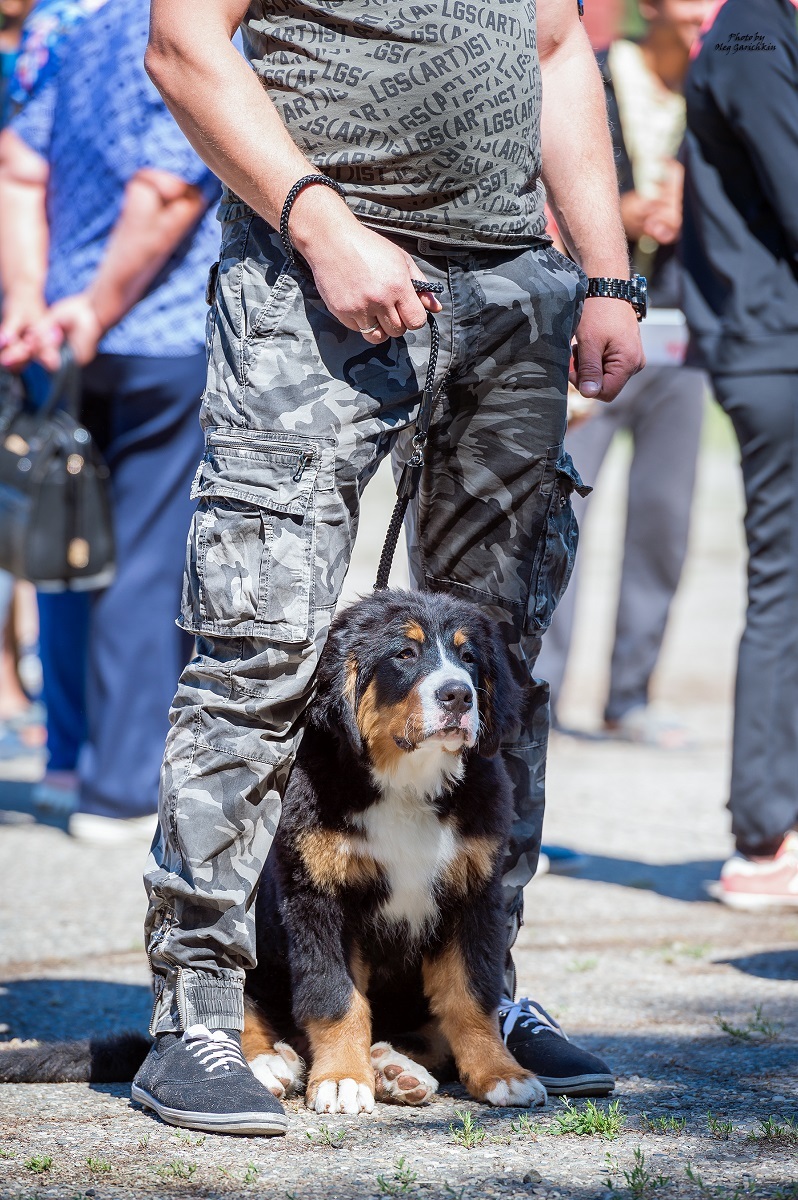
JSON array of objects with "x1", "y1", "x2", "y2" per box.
[
  {"x1": 276, "y1": 171, "x2": 446, "y2": 592},
  {"x1": 374, "y1": 279, "x2": 445, "y2": 591}
]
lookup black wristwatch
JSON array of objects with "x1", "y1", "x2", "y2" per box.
[{"x1": 586, "y1": 274, "x2": 647, "y2": 321}]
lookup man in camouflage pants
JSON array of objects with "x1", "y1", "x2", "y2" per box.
[{"x1": 137, "y1": 0, "x2": 644, "y2": 1135}]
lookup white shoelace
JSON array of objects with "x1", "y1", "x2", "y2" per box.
[
  {"x1": 183, "y1": 1025, "x2": 247, "y2": 1073},
  {"x1": 499, "y1": 998, "x2": 568, "y2": 1044}
]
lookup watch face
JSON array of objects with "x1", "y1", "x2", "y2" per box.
[{"x1": 632, "y1": 274, "x2": 648, "y2": 318}]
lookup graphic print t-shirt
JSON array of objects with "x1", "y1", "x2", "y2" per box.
[{"x1": 243, "y1": 0, "x2": 545, "y2": 247}]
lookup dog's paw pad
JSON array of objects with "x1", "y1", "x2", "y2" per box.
[
  {"x1": 485, "y1": 1074, "x2": 546, "y2": 1108},
  {"x1": 371, "y1": 1042, "x2": 438, "y2": 1106},
  {"x1": 310, "y1": 1078, "x2": 374, "y2": 1115},
  {"x1": 249, "y1": 1044, "x2": 305, "y2": 1099}
]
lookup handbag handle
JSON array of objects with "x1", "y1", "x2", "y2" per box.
[{"x1": 38, "y1": 344, "x2": 81, "y2": 419}]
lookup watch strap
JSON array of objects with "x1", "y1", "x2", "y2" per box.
[{"x1": 586, "y1": 274, "x2": 646, "y2": 320}]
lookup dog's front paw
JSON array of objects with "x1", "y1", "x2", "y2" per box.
[
  {"x1": 249, "y1": 1041, "x2": 305, "y2": 1099},
  {"x1": 306, "y1": 1077, "x2": 375, "y2": 1115},
  {"x1": 371, "y1": 1042, "x2": 438, "y2": 1105},
  {"x1": 483, "y1": 1072, "x2": 547, "y2": 1108}
]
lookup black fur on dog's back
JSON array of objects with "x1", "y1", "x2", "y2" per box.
[{"x1": 0, "y1": 1032, "x2": 150, "y2": 1083}]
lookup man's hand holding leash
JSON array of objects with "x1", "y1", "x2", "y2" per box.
[{"x1": 286, "y1": 184, "x2": 443, "y2": 343}]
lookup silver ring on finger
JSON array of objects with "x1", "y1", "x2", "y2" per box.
[{"x1": 359, "y1": 323, "x2": 381, "y2": 335}]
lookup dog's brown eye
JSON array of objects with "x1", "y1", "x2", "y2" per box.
[
  {"x1": 396, "y1": 646, "x2": 418, "y2": 660},
  {"x1": 460, "y1": 650, "x2": 475, "y2": 664}
]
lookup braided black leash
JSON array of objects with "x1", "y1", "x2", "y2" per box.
[
  {"x1": 374, "y1": 281, "x2": 444, "y2": 590},
  {"x1": 278, "y1": 176, "x2": 445, "y2": 591}
]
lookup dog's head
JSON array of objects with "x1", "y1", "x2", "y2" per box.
[{"x1": 313, "y1": 589, "x2": 522, "y2": 770}]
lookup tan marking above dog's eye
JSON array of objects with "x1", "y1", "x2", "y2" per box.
[
  {"x1": 453, "y1": 629, "x2": 469, "y2": 648},
  {"x1": 404, "y1": 623, "x2": 425, "y2": 643}
]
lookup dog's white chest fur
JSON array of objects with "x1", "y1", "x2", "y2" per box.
[{"x1": 354, "y1": 782, "x2": 459, "y2": 937}]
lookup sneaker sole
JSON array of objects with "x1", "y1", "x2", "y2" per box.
[
  {"x1": 537, "y1": 1074, "x2": 615, "y2": 1097},
  {"x1": 706, "y1": 881, "x2": 798, "y2": 910},
  {"x1": 131, "y1": 1084, "x2": 287, "y2": 1136}
]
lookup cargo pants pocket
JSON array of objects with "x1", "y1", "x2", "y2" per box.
[
  {"x1": 526, "y1": 450, "x2": 591, "y2": 633},
  {"x1": 179, "y1": 429, "x2": 327, "y2": 645}
]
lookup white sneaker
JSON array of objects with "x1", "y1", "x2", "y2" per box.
[
  {"x1": 713, "y1": 831, "x2": 798, "y2": 910},
  {"x1": 69, "y1": 811, "x2": 157, "y2": 845},
  {"x1": 604, "y1": 704, "x2": 694, "y2": 750}
]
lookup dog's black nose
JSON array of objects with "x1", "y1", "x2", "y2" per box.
[{"x1": 435, "y1": 680, "x2": 473, "y2": 714}]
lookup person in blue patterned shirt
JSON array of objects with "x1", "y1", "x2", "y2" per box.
[
  {"x1": 5, "y1": 0, "x2": 105, "y2": 117},
  {"x1": 0, "y1": 0, "x2": 221, "y2": 842}
]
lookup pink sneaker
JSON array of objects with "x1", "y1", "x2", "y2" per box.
[{"x1": 716, "y1": 832, "x2": 798, "y2": 910}]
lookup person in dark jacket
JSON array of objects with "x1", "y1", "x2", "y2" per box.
[{"x1": 682, "y1": 0, "x2": 798, "y2": 907}]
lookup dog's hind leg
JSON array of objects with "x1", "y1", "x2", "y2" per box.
[
  {"x1": 371, "y1": 1042, "x2": 438, "y2": 1105},
  {"x1": 243, "y1": 999, "x2": 305, "y2": 1099},
  {"x1": 392, "y1": 1020, "x2": 454, "y2": 1077}
]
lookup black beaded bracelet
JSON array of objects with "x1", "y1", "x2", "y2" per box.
[{"x1": 279, "y1": 174, "x2": 347, "y2": 264}]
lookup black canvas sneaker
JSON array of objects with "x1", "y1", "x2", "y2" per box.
[
  {"x1": 132, "y1": 1025, "x2": 288, "y2": 1135},
  {"x1": 499, "y1": 998, "x2": 615, "y2": 1097}
]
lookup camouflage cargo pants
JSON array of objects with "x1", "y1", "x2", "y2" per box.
[{"x1": 144, "y1": 194, "x2": 588, "y2": 1034}]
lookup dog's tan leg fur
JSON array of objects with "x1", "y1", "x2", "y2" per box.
[
  {"x1": 242, "y1": 1000, "x2": 280, "y2": 1061},
  {"x1": 305, "y1": 988, "x2": 374, "y2": 1111},
  {"x1": 242, "y1": 1000, "x2": 305, "y2": 1099},
  {"x1": 422, "y1": 947, "x2": 545, "y2": 1106},
  {"x1": 304, "y1": 950, "x2": 374, "y2": 1114}
]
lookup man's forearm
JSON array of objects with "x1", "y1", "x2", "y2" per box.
[
  {"x1": 540, "y1": 24, "x2": 630, "y2": 278},
  {"x1": 145, "y1": 0, "x2": 435, "y2": 345},
  {"x1": 145, "y1": 1, "x2": 356, "y2": 256}
]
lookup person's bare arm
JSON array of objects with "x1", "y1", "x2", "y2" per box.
[
  {"x1": 0, "y1": 128, "x2": 49, "y2": 368},
  {"x1": 539, "y1": 0, "x2": 644, "y2": 400},
  {"x1": 146, "y1": 0, "x2": 439, "y2": 344},
  {"x1": 32, "y1": 169, "x2": 210, "y2": 367}
]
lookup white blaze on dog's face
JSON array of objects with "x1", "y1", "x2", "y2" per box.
[
  {"x1": 352, "y1": 616, "x2": 482, "y2": 787},
  {"x1": 416, "y1": 636, "x2": 480, "y2": 751}
]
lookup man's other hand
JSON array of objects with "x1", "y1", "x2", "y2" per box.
[{"x1": 571, "y1": 297, "x2": 645, "y2": 402}]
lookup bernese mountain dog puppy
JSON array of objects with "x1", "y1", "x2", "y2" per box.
[
  {"x1": 241, "y1": 588, "x2": 546, "y2": 1115},
  {"x1": 0, "y1": 589, "x2": 546, "y2": 1116}
]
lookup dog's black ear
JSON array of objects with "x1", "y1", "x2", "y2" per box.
[
  {"x1": 477, "y1": 618, "x2": 525, "y2": 758},
  {"x1": 312, "y1": 624, "x2": 363, "y2": 756}
]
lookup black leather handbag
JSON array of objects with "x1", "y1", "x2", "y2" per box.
[{"x1": 0, "y1": 349, "x2": 115, "y2": 591}]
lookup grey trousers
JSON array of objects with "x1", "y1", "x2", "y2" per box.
[
  {"x1": 535, "y1": 362, "x2": 706, "y2": 723},
  {"x1": 143, "y1": 202, "x2": 587, "y2": 1035},
  {"x1": 713, "y1": 372, "x2": 798, "y2": 854}
]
